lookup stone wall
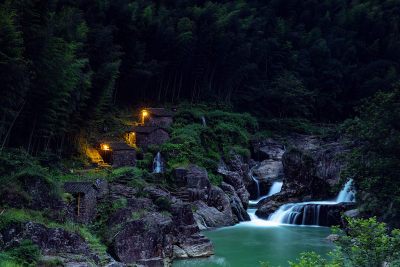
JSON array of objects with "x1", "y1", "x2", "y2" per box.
[
  {"x1": 147, "y1": 116, "x2": 173, "y2": 127},
  {"x1": 136, "y1": 129, "x2": 169, "y2": 148},
  {"x1": 112, "y1": 150, "x2": 137, "y2": 168}
]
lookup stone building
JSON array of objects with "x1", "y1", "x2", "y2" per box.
[
  {"x1": 127, "y1": 126, "x2": 169, "y2": 149},
  {"x1": 63, "y1": 182, "x2": 97, "y2": 224},
  {"x1": 99, "y1": 141, "x2": 137, "y2": 168},
  {"x1": 143, "y1": 108, "x2": 173, "y2": 127}
]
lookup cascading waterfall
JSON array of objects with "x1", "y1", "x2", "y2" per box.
[
  {"x1": 268, "y1": 179, "x2": 355, "y2": 226},
  {"x1": 249, "y1": 181, "x2": 283, "y2": 205},
  {"x1": 336, "y1": 179, "x2": 355, "y2": 202},
  {"x1": 201, "y1": 116, "x2": 207, "y2": 126},
  {"x1": 152, "y1": 152, "x2": 164, "y2": 173}
]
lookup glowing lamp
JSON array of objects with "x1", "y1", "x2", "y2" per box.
[
  {"x1": 142, "y1": 110, "x2": 148, "y2": 125},
  {"x1": 102, "y1": 144, "x2": 110, "y2": 151}
]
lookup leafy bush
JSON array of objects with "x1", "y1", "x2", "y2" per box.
[
  {"x1": 154, "y1": 197, "x2": 172, "y2": 211},
  {"x1": 341, "y1": 88, "x2": 400, "y2": 227},
  {"x1": 110, "y1": 167, "x2": 150, "y2": 189},
  {"x1": 1, "y1": 239, "x2": 41, "y2": 267},
  {"x1": 281, "y1": 217, "x2": 400, "y2": 267},
  {"x1": 208, "y1": 173, "x2": 223, "y2": 186}
]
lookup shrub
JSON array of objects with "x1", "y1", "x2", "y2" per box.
[
  {"x1": 282, "y1": 217, "x2": 400, "y2": 267},
  {"x1": 208, "y1": 173, "x2": 223, "y2": 186},
  {"x1": 7, "y1": 239, "x2": 41, "y2": 267},
  {"x1": 110, "y1": 167, "x2": 150, "y2": 189},
  {"x1": 154, "y1": 197, "x2": 172, "y2": 211}
]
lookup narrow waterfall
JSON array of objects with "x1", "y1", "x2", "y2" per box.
[
  {"x1": 251, "y1": 172, "x2": 261, "y2": 199},
  {"x1": 201, "y1": 116, "x2": 207, "y2": 126},
  {"x1": 336, "y1": 179, "x2": 355, "y2": 202},
  {"x1": 249, "y1": 181, "x2": 283, "y2": 205},
  {"x1": 152, "y1": 152, "x2": 164, "y2": 173},
  {"x1": 268, "y1": 179, "x2": 356, "y2": 226}
]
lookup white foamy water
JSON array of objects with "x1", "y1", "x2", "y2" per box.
[
  {"x1": 249, "y1": 181, "x2": 283, "y2": 205},
  {"x1": 268, "y1": 179, "x2": 356, "y2": 225}
]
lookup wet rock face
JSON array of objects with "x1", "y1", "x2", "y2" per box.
[
  {"x1": 113, "y1": 212, "x2": 174, "y2": 263},
  {"x1": 251, "y1": 138, "x2": 285, "y2": 161},
  {"x1": 220, "y1": 182, "x2": 250, "y2": 222},
  {"x1": 109, "y1": 190, "x2": 214, "y2": 264},
  {"x1": 282, "y1": 144, "x2": 345, "y2": 200},
  {"x1": 253, "y1": 159, "x2": 284, "y2": 180},
  {"x1": 194, "y1": 200, "x2": 235, "y2": 227}
]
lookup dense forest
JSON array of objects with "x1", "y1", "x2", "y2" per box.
[{"x1": 1, "y1": 0, "x2": 400, "y2": 153}]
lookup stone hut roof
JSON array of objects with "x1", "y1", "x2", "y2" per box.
[
  {"x1": 127, "y1": 126, "x2": 159, "y2": 134},
  {"x1": 64, "y1": 182, "x2": 95, "y2": 194},
  {"x1": 145, "y1": 108, "x2": 173, "y2": 117},
  {"x1": 108, "y1": 141, "x2": 135, "y2": 151}
]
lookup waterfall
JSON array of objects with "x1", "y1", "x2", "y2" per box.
[
  {"x1": 152, "y1": 152, "x2": 164, "y2": 173},
  {"x1": 267, "y1": 179, "x2": 356, "y2": 226},
  {"x1": 336, "y1": 179, "x2": 355, "y2": 203},
  {"x1": 249, "y1": 181, "x2": 283, "y2": 205},
  {"x1": 201, "y1": 116, "x2": 207, "y2": 126},
  {"x1": 249, "y1": 165, "x2": 261, "y2": 199},
  {"x1": 267, "y1": 182, "x2": 283, "y2": 196}
]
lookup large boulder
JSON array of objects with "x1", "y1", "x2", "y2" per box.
[
  {"x1": 253, "y1": 159, "x2": 284, "y2": 180},
  {"x1": 173, "y1": 165, "x2": 210, "y2": 189},
  {"x1": 282, "y1": 148, "x2": 334, "y2": 200},
  {"x1": 218, "y1": 169, "x2": 250, "y2": 209},
  {"x1": 251, "y1": 138, "x2": 285, "y2": 161},
  {"x1": 112, "y1": 212, "x2": 174, "y2": 263},
  {"x1": 193, "y1": 200, "x2": 235, "y2": 227},
  {"x1": 220, "y1": 182, "x2": 250, "y2": 222}
]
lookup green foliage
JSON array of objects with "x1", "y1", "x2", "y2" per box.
[
  {"x1": 331, "y1": 217, "x2": 400, "y2": 267},
  {"x1": 285, "y1": 217, "x2": 400, "y2": 267},
  {"x1": 161, "y1": 107, "x2": 257, "y2": 178},
  {"x1": 110, "y1": 167, "x2": 150, "y2": 190},
  {"x1": 154, "y1": 197, "x2": 172, "y2": 211},
  {"x1": 208, "y1": 173, "x2": 223, "y2": 186},
  {"x1": 0, "y1": 240, "x2": 40, "y2": 267},
  {"x1": 341, "y1": 88, "x2": 400, "y2": 226},
  {"x1": 288, "y1": 252, "x2": 334, "y2": 267},
  {"x1": 0, "y1": 149, "x2": 61, "y2": 209},
  {"x1": 112, "y1": 198, "x2": 127, "y2": 211},
  {"x1": 136, "y1": 152, "x2": 154, "y2": 169}
]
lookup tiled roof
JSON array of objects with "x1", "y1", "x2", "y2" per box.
[
  {"x1": 128, "y1": 126, "x2": 158, "y2": 134},
  {"x1": 145, "y1": 108, "x2": 173, "y2": 117},
  {"x1": 108, "y1": 141, "x2": 135, "y2": 151},
  {"x1": 64, "y1": 182, "x2": 94, "y2": 193}
]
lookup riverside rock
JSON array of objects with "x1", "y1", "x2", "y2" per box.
[
  {"x1": 112, "y1": 212, "x2": 174, "y2": 263},
  {"x1": 193, "y1": 200, "x2": 235, "y2": 227},
  {"x1": 0, "y1": 221, "x2": 110, "y2": 265}
]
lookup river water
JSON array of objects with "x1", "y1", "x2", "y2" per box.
[
  {"x1": 173, "y1": 176, "x2": 353, "y2": 266},
  {"x1": 173, "y1": 220, "x2": 333, "y2": 267}
]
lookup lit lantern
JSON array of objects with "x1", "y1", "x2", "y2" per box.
[
  {"x1": 142, "y1": 110, "x2": 148, "y2": 125},
  {"x1": 102, "y1": 144, "x2": 110, "y2": 151}
]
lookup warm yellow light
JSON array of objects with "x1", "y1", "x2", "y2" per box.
[
  {"x1": 102, "y1": 144, "x2": 110, "y2": 151},
  {"x1": 142, "y1": 110, "x2": 148, "y2": 116},
  {"x1": 132, "y1": 132, "x2": 135, "y2": 135}
]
